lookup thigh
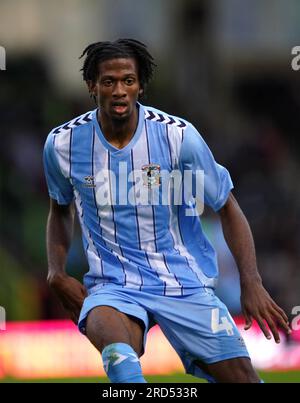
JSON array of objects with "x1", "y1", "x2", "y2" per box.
[
  {"x1": 86, "y1": 305, "x2": 144, "y2": 356},
  {"x1": 152, "y1": 289, "x2": 251, "y2": 380},
  {"x1": 195, "y1": 357, "x2": 260, "y2": 383}
]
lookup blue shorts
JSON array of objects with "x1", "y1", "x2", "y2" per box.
[{"x1": 78, "y1": 286, "x2": 250, "y2": 382}]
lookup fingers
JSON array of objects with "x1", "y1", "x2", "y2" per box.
[
  {"x1": 243, "y1": 311, "x2": 253, "y2": 331},
  {"x1": 263, "y1": 317, "x2": 280, "y2": 343},
  {"x1": 243, "y1": 307, "x2": 291, "y2": 343},
  {"x1": 255, "y1": 316, "x2": 273, "y2": 340},
  {"x1": 271, "y1": 302, "x2": 289, "y2": 324},
  {"x1": 256, "y1": 310, "x2": 291, "y2": 344},
  {"x1": 269, "y1": 306, "x2": 291, "y2": 335},
  {"x1": 244, "y1": 311, "x2": 273, "y2": 341},
  {"x1": 241, "y1": 286, "x2": 291, "y2": 342}
]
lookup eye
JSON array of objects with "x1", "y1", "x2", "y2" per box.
[
  {"x1": 125, "y1": 77, "x2": 135, "y2": 85},
  {"x1": 102, "y1": 79, "x2": 113, "y2": 87}
]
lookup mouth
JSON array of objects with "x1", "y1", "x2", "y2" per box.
[{"x1": 111, "y1": 102, "x2": 128, "y2": 115}]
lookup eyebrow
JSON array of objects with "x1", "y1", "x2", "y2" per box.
[{"x1": 100, "y1": 73, "x2": 137, "y2": 80}]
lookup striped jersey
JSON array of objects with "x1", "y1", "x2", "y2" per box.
[{"x1": 43, "y1": 103, "x2": 233, "y2": 296}]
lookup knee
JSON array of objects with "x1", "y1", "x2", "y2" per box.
[
  {"x1": 86, "y1": 306, "x2": 130, "y2": 353},
  {"x1": 85, "y1": 310, "x2": 109, "y2": 352},
  {"x1": 85, "y1": 306, "x2": 143, "y2": 356}
]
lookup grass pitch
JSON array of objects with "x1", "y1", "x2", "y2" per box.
[{"x1": 1, "y1": 371, "x2": 299, "y2": 383}]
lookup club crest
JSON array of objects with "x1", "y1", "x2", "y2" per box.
[
  {"x1": 142, "y1": 163, "x2": 161, "y2": 188},
  {"x1": 83, "y1": 175, "x2": 95, "y2": 188}
]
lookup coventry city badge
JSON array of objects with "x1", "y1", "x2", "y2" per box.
[
  {"x1": 83, "y1": 175, "x2": 95, "y2": 188},
  {"x1": 142, "y1": 163, "x2": 161, "y2": 188}
]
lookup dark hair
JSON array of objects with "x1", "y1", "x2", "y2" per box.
[{"x1": 79, "y1": 39, "x2": 156, "y2": 92}]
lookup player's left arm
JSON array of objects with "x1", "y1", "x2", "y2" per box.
[{"x1": 218, "y1": 192, "x2": 291, "y2": 343}]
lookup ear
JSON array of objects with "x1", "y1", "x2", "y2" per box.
[
  {"x1": 87, "y1": 80, "x2": 97, "y2": 98},
  {"x1": 139, "y1": 88, "x2": 144, "y2": 96}
]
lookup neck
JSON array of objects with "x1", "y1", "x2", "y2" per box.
[{"x1": 98, "y1": 106, "x2": 139, "y2": 149}]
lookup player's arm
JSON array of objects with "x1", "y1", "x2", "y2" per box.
[
  {"x1": 218, "y1": 192, "x2": 291, "y2": 342},
  {"x1": 46, "y1": 198, "x2": 87, "y2": 324}
]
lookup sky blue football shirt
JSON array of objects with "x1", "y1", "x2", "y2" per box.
[{"x1": 43, "y1": 103, "x2": 233, "y2": 296}]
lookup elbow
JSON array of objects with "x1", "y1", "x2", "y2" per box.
[{"x1": 49, "y1": 199, "x2": 75, "y2": 219}]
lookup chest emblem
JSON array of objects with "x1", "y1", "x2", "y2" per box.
[
  {"x1": 141, "y1": 163, "x2": 161, "y2": 188},
  {"x1": 83, "y1": 175, "x2": 96, "y2": 188}
]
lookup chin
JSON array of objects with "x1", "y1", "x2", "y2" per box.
[
  {"x1": 111, "y1": 111, "x2": 131, "y2": 122},
  {"x1": 111, "y1": 113, "x2": 129, "y2": 122}
]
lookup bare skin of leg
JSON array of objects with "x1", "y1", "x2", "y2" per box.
[
  {"x1": 86, "y1": 307, "x2": 259, "y2": 382},
  {"x1": 195, "y1": 357, "x2": 261, "y2": 383},
  {"x1": 85, "y1": 305, "x2": 144, "y2": 357}
]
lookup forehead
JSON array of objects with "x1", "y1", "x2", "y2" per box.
[{"x1": 98, "y1": 57, "x2": 138, "y2": 77}]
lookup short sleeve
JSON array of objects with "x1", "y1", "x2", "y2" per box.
[
  {"x1": 43, "y1": 133, "x2": 74, "y2": 205},
  {"x1": 178, "y1": 124, "x2": 233, "y2": 211}
]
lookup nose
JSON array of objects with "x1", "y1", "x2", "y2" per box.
[{"x1": 112, "y1": 81, "x2": 126, "y2": 98}]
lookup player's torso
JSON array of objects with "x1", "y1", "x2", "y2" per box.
[
  {"x1": 68, "y1": 107, "x2": 184, "y2": 253},
  {"x1": 52, "y1": 106, "x2": 218, "y2": 293}
]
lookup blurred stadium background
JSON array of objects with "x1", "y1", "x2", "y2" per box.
[{"x1": 0, "y1": 0, "x2": 300, "y2": 383}]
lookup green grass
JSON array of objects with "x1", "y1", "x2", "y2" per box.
[{"x1": 1, "y1": 371, "x2": 299, "y2": 383}]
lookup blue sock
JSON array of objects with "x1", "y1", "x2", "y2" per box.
[{"x1": 102, "y1": 343, "x2": 147, "y2": 383}]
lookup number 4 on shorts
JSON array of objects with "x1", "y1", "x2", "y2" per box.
[{"x1": 211, "y1": 308, "x2": 234, "y2": 336}]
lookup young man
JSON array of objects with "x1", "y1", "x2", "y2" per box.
[{"x1": 43, "y1": 39, "x2": 291, "y2": 383}]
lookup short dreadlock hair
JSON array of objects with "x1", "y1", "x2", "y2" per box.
[{"x1": 79, "y1": 39, "x2": 156, "y2": 93}]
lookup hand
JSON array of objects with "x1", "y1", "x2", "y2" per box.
[
  {"x1": 240, "y1": 280, "x2": 291, "y2": 343},
  {"x1": 48, "y1": 273, "x2": 87, "y2": 324}
]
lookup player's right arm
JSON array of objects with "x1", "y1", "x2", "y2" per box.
[
  {"x1": 46, "y1": 199, "x2": 87, "y2": 324},
  {"x1": 43, "y1": 132, "x2": 86, "y2": 324}
]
